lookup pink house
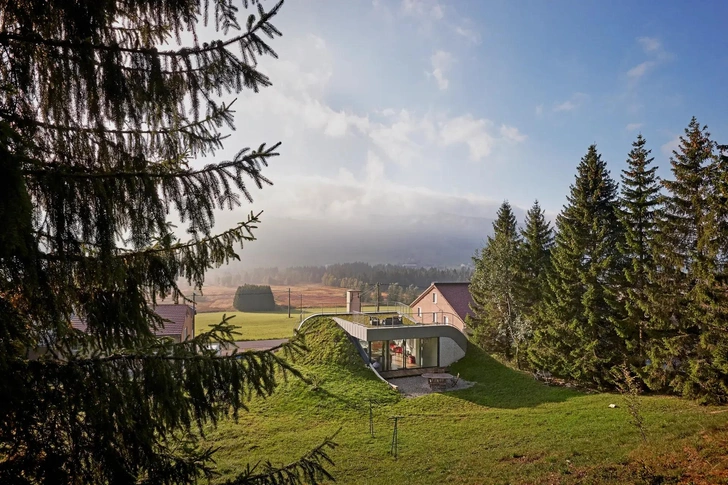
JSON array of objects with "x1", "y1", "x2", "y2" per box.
[
  {"x1": 71, "y1": 304, "x2": 195, "y2": 343},
  {"x1": 409, "y1": 282, "x2": 473, "y2": 332}
]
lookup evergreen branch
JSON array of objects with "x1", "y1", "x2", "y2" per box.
[
  {"x1": 226, "y1": 432, "x2": 338, "y2": 485},
  {"x1": 0, "y1": 1, "x2": 284, "y2": 57},
  {"x1": 4, "y1": 99, "x2": 237, "y2": 137},
  {"x1": 23, "y1": 143, "x2": 279, "y2": 180}
]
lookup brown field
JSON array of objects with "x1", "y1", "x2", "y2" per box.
[{"x1": 172, "y1": 284, "x2": 349, "y2": 312}]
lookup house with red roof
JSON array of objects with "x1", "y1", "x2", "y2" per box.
[
  {"x1": 409, "y1": 282, "x2": 473, "y2": 332},
  {"x1": 70, "y1": 304, "x2": 195, "y2": 343}
]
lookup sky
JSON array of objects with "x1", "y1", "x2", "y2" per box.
[{"x1": 193, "y1": 0, "x2": 728, "y2": 233}]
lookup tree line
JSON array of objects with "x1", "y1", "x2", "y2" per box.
[
  {"x1": 469, "y1": 118, "x2": 728, "y2": 403},
  {"x1": 215, "y1": 262, "x2": 473, "y2": 304}
]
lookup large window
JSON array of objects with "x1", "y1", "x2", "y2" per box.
[
  {"x1": 388, "y1": 339, "x2": 405, "y2": 370},
  {"x1": 369, "y1": 341, "x2": 384, "y2": 370},
  {"x1": 369, "y1": 338, "x2": 439, "y2": 371}
]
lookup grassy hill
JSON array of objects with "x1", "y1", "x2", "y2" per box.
[{"x1": 204, "y1": 317, "x2": 728, "y2": 484}]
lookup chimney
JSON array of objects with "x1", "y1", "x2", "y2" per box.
[{"x1": 346, "y1": 289, "x2": 361, "y2": 313}]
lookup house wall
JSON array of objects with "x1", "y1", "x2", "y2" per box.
[{"x1": 410, "y1": 287, "x2": 466, "y2": 331}]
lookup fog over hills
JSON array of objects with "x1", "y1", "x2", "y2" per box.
[{"x1": 221, "y1": 212, "x2": 495, "y2": 270}]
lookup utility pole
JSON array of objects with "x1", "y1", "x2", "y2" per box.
[
  {"x1": 288, "y1": 288, "x2": 291, "y2": 318},
  {"x1": 376, "y1": 282, "x2": 380, "y2": 313}
]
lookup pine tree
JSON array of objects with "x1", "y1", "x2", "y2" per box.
[
  {"x1": 516, "y1": 200, "x2": 554, "y2": 329},
  {"x1": 645, "y1": 118, "x2": 725, "y2": 401},
  {"x1": 529, "y1": 145, "x2": 624, "y2": 387},
  {"x1": 469, "y1": 201, "x2": 525, "y2": 364},
  {"x1": 0, "y1": 1, "x2": 336, "y2": 483},
  {"x1": 614, "y1": 134, "x2": 660, "y2": 365}
]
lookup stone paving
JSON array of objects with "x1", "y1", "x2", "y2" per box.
[{"x1": 388, "y1": 375, "x2": 475, "y2": 398}]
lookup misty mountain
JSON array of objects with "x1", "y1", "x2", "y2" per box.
[{"x1": 222, "y1": 212, "x2": 493, "y2": 270}]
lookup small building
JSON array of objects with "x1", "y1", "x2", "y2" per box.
[
  {"x1": 334, "y1": 316, "x2": 468, "y2": 377},
  {"x1": 71, "y1": 304, "x2": 195, "y2": 343},
  {"x1": 409, "y1": 282, "x2": 474, "y2": 332}
]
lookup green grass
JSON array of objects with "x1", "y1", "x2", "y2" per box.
[
  {"x1": 195, "y1": 306, "x2": 406, "y2": 340},
  {"x1": 203, "y1": 318, "x2": 728, "y2": 484}
]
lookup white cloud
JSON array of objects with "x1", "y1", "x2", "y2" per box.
[
  {"x1": 439, "y1": 115, "x2": 495, "y2": 161},
  {"x1": 627, "y1": 60, "x2": 656, "y2": 80},
  {"x1": 626, "y1": 37, "x2": 671, "y2": 83},
  {"x1": 401, "y1": 0, "x2": 444, "y2": 20},
  {"x1": 626, "y1": 123, "x2": 643, "y2": 131},
  {"x1": 661, "y1": 134, "x2": 682, "y2": 156},
  {"x1": 535, "y1": 104, "x2": 544, "y2": 116},
  {"x1": 638, "y1": 37, "x2": 661, "y2": 53},
  {"x1": 217, "y1": 29, "x2": 526, "y2": 225},
  {"x1": 368, "y1": 110, "x2": 435, "y2": 166},
  {"x1": 553, "y1": 92, "x2": 588, "y2": 112},
  {"x1": 500, "y1": 125, "x2": 527, "y2": 143},
  {"x1": 455, "y1": 26, "x2": 480, "y2": 44},
  {"x1": 429, "y1": 50, "x2": 453, "y2": 90}
]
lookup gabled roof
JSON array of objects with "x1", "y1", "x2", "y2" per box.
[
  {"x1": 410, "y1": 282, "x2": 474, "y2": 321},
  {"x1": 70, "y1": 304, "x2": 193, "y2": 337}
]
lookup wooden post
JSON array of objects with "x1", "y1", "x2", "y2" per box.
[
  {"x1": 376, "y1": 282, "x2": 380, "y2": 313},
  {"x1": 288, "y1": 288, "x2": 291, "y2": 318}
]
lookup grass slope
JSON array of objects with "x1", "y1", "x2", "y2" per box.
[{"x1": 204, "y1": 318, "x2": 728, "y2": 484}]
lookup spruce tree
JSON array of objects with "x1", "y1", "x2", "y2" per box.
[
  {"x1": 516, "y1": 200, "x2": 553, "y2": 330},
  {"x1": 614, "y1": 134, "x2": 660, "y2": 365},
  {"x1": 646, "y1": 118, "x2": 723, "y2": 401},
  {"x1": 0, "y1": 1, "x2": 336, "y2": 483},
  {"x1": 696, "y1": 144, "x2": 728, "y2": 401},
  {"x1": 469, "y1": 201, "x2": 525, "y2": 364},
  {"x1": 529, "y1": 145, "x2": 624, "y2": 387}
]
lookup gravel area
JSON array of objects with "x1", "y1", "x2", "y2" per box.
[{"x1": 389, "y1": 375, "x2": 475, "y2": 398}]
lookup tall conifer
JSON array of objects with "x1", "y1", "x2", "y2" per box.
[
  {"x1": 469, "y1": 201, "x2": 525, "y2": 363},
  {"x1": 0, "y1": 1, "x2": 336, "y2": 483},
  {"x1": 529, "y1": 145, "x2": 624, "y2": 386},
  {"x1": 614, "y1": 134, "x2": 660, "y2": 364},
  {"x1": 644, "y1": 118, "x2": 716, "y2": 399},
  {"x1": 517, "y1": 200, "x2": 554, "y2": 326}
]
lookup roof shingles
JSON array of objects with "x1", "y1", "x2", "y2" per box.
[
  {"x1": 433, "y1": 282, "x2": 474, "y2": 321},
  {"x1": 70, "y1": 304, "x2": 192, "y2": 337}
]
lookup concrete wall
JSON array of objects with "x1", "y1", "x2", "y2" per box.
[{"x1": 439, "y1": 336, "x2": 466, "y2": 366}]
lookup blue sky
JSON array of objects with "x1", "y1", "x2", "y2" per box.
[{"x1": 199, "y1": 0, "x2": 728, "y2": 227}]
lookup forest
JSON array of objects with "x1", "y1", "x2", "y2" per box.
[{"x1": 469, "y1": 118, "x2": 728, "y2": 403}]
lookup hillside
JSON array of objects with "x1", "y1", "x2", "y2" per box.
[{"x1": 204, "y1": 318, "x2": 728, "y2": 484}]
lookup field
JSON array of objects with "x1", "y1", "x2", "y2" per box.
[
  {"x1": 188, "y1": 284, "x2": 400, "y2": 340},
  {"x1": 203, "y1": 317, "x2": 728, "y2": 485},
  {"x1": 175, "y1": 284, "x2": 354, "y2": 313},
  {"x1": 195, "y1": 305, "x2": 401, "y2": 340}
]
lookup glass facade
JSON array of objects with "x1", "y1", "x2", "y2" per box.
[{"x1": 367, "y1": 337, "x2": 439, "y2": 371}]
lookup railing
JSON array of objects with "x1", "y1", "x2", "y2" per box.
[{"x1": 295, "y1": 301, "x2": 467, "y2": 332}]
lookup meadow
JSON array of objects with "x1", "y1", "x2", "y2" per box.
[
  {"x1": 203, "y1": 317, "x2": 728, "y2": 484},
  {"x1": 194, "y1": 305, "x2": 396, "y2": 340}
]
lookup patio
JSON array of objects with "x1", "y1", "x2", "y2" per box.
[{"x1": 388, "y1": 375, "x2": 475, "y2": 398}]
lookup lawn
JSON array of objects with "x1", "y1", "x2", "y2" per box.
[
  {"x1": 195, "y1": 305, "x2": 405, "y2": 340},
  {"x1": 203, "y1": 317, "x2": 728, "y2": 484}
]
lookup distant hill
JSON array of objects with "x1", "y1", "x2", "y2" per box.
[{"x1": 221, "y1": 213, "x2": 493, "y2": 270}]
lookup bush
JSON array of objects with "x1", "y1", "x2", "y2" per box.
[{"x1": 233, "y1": 284, "x2": 276, "y2": 311}]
